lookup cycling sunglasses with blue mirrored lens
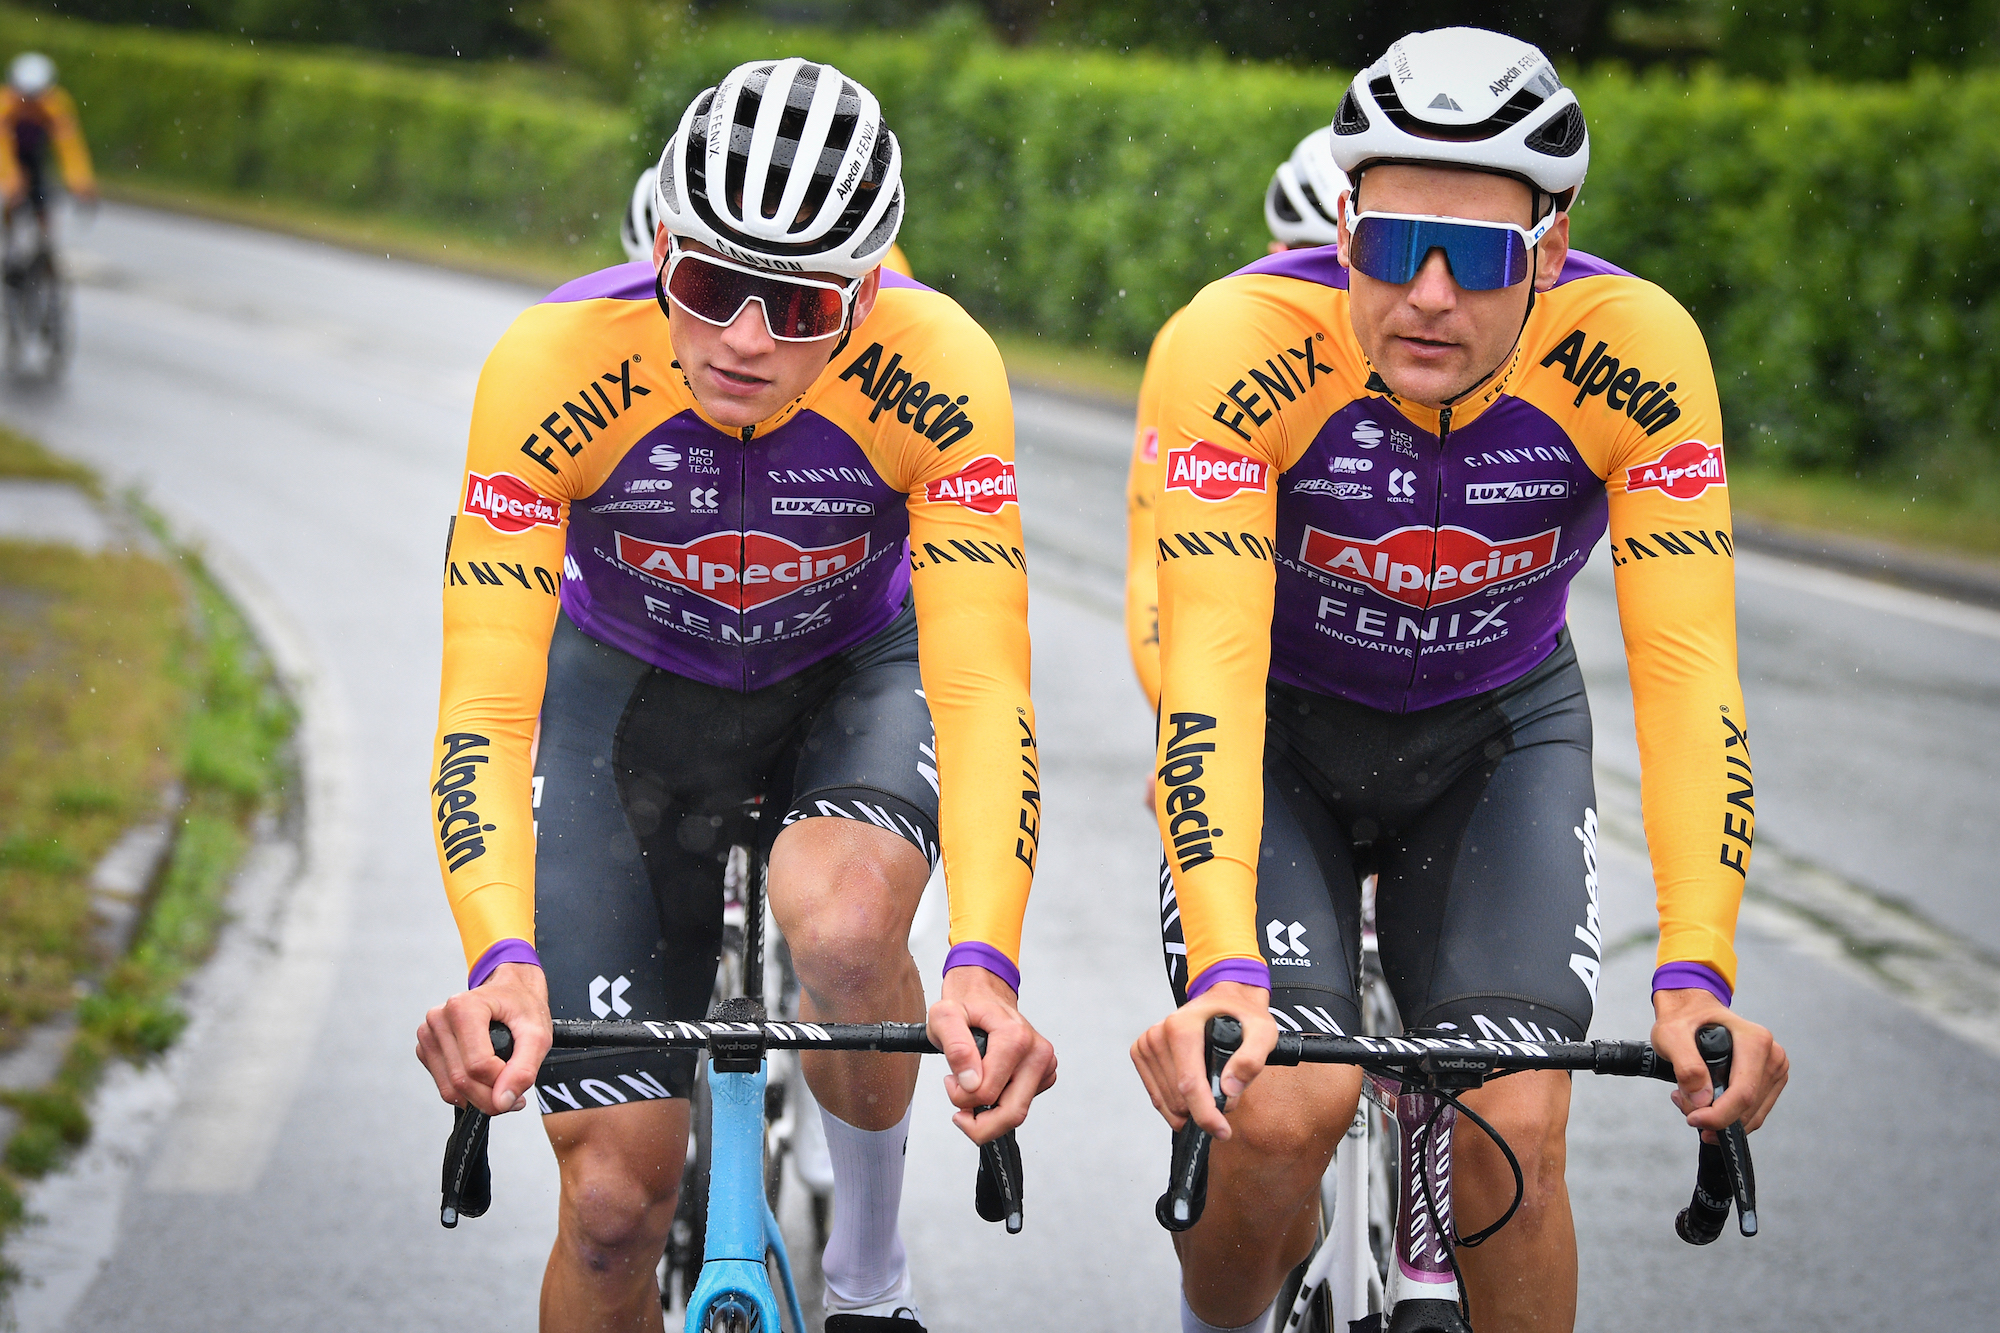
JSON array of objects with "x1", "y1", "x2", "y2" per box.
[
  {"x1": 662, "y1": 238, "x2": 859, "y2": 342},
  {"x1": 1348, "y1": 211, "x2": 1557, "y2": 292}
]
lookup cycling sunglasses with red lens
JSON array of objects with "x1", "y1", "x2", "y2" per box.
[
  {"x1": 661, "y1": 239, "x2": 859, "y2": 342},
  {"x1": 1348, "y1": 211, "x2": 1557, "y2": 292}
]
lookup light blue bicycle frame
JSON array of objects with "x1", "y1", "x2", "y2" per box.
[{"x1": 682, "y1": 1058, "x2": 807, "y2": 1333}]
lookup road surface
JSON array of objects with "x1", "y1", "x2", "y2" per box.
[{"x1": 1, "y1": 203, "x2": 1995, "y2": 1328}]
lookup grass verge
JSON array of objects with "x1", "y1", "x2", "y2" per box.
[
  {"x1": 1728, "y1": 464, "x2": 2000, "y2": 565},
  {"x1": 0, "y1": 428, "x2": 294, "y2": 1244}
]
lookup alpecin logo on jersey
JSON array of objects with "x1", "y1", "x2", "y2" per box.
[
  {"x1": 465, "y1": 472, "x2": 561, "y2": 534},
  {"x1": 1300, "y1": 524, "x2": 1562, "y2": 608},
  {"x1": 1625, "y1": 440, "x2": 1726, "y2": 501},
  {"x1": 1164, "y1": 441, "x2": 1269, "y2": 502},
  {"x1": 614, "y1": 530, "x2": 869, "y2": 611},
  {"x1": 924, "y1": 456, "x2": 1017, "y2": 513}
]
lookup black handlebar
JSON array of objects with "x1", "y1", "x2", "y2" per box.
[
  {"x1": 1155, "y1": 1015, "x2": 1241, "y2": 1232},
  {"x1": 1675, "y1": 1024, "x2": 1760, "y2": 1243},
  {"x1": 440, "y1": 1020, "x2": 1025, "y2": 1235},
  {"x1": 1153, "y1": 1018, "x2": 1761, "y2": 1248}
]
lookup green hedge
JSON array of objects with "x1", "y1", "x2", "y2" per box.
[
  {"x1": 3, "y1": 3, "x2": 1996, "y2": 476},
  {"x1": 640, "y1": 17, "x2": 2000, "y2": 476},
  {"x1": 0, "y1": 6, "x2": 637, "y2": 251}
]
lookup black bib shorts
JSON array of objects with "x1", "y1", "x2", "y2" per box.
[
  {"x1": 1160, "y1": 633, "x2": 1603, "y2": 1046},
  {"x1": 529, "y1": 600, "x2": 940, "y2": 1113}
]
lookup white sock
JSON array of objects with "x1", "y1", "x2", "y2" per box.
[
  {"x1": 818, "y1": 1104, "x2": 912, "y2": 1311},
  {"x1": 1180, "y1": 1291, "x2": 1274, "y2": 1333}
]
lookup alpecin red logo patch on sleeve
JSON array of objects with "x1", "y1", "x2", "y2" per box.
[
  {"x1": 465, "y1": 472, "x2": 563, "y2": 533},
  {"x1": 924, "y1": 455, "x2": 1018, "y2": 513},
  {"x1": 1625, "y1": 440, "x2": 1726, "y2": 501},
  {"x1": 1164, "y1": 440, "x2": 1269, "y2": 502}
]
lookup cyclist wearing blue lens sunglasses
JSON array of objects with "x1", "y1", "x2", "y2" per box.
[{"x1": 1133, "y1": 26, "x2": 1787, "y2": 1333}]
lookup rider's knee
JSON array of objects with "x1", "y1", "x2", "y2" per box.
[
  {"x1": 1456, "y1": 1075, "x2": 1570, "y2": 1210},
  {"x1": 1227, "y1": 1068, "x2": 1356, "y2": 1169},
  {"x1": 780, "y1": 858, "x2": 909, "y2": 984},
  {"x1": 558, "y1": 1157, "x2": 678, "y2": 1268}
]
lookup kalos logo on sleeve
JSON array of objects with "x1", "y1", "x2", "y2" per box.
[
  {"x1": 465, "y1": 472, "x2": 562, "y2": 534},
  {"x1": 1626, "y1": 440, "x2": 1726, "y2": 501},
  {"x1": 924, "y1": 456, "x2": 1017, "y2": 513},
  {"x1": 1165, "y1": 440, "x2": 1269, "y2": 502},
  {"x1": 1301, "y1": 524, "x2": 1562, "y2": 608},
  {"x1": 615, "y1": 530, "x2": 870, "y2": 611}
]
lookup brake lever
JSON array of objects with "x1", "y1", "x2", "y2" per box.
[
  {"x1": 1156, "y1": 1014, "x2": 1241, "y2": 1232},
  {"x1": 440, "y1": 1022, "x2": 513, "y2": 1228},
  {"x1": 1674, "y1": 1023, "x2": 1758, "y2": 1242},
  {"x1": 968, "y1": 1028, "x2": 1025, "y2": 1233}
]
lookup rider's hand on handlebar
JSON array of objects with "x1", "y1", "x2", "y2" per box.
[
  {"x1": 416, "y1": 962, "x2": 552, "y2": 1116},
  {"x1": 1130, "y1": 982, "x2": 1276, "y2": 1140},
  {"x1": 928, "y1": 966, "x2": 1057, "y2": 1145},
  {"x1": 1651, "y1": 988, "x2": 1788, "y2": 1139}
]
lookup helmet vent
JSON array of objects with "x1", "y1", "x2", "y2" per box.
[
  {"x1": 857, "y1": 187, "x2": 902, "y2": 258},
  {"x1": 1333, "y1": 90, "x2": 1369, "y2": 136},
  {"x1": 1268, "y1": 179, "x2": 1303, "y2": 224},
  {"x1": 1524, "y1": 104, "x2": 1586, "y2": 158},
  {"x1": 1298, "y1": 181, "x2": 1334, "y2": 224}
]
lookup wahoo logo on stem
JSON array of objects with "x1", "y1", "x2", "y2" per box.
[
  {"x1": 1300, "y1": 524, "x2": 1561, "y2": 607},
  {"x1": 1164, "y1": 440, "x2": 1269, "y2": 502},
  {"x1": 614, "y1": 529, "x2": 870, "y2": 611}
]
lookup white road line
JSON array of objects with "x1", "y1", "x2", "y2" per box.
[{"x1": 1737, "y1": 548, "x2": 2000, "y2": 641}]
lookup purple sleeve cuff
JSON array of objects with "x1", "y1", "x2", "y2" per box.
[
  {"x1": 469, "y1": 938, "x2": 542, "y2": 989},
  {"x1": 943, "y1": 942, "x2": 1020, "y2": 992},
  {"x1": 1187, "y1": 958, "x2": 1272, "y2": 1001},
  {"x1": 1652, "y1": 961, "x2": 1732, "y2": 1007}
]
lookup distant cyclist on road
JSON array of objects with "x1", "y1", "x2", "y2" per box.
[
  {"x1": 1129, "y1": 28, "x2": 1788, "y2": 1333},
  {"x1": 420, "y1": 59, "x2": 1056, "y2": 1333},
  {"x1": 622, "y1": 160, "x2": 915, "y2": 279},
  {"x1": 1126, "y1": 129, "x2": 1348, "y2": 712},
  {"x1": 0, "y1": 53, "x2": 94, "y2": 258}
]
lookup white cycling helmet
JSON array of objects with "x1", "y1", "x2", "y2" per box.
[
  {"x1": 620, "y1": 164, "x2": 660, "y2": 263},
  {"x1": 8, "y1": 53, "x2": 54, "y2": 97},
  {"x1": 1264, "y1": 128, "x2": 1350, "y2": 247},
  {"x1": 654, "y1": 57, "x2": 903, "y2": 280},
  {"x1": 1330, "y1": 27, "x2": 1588, "y2": 208}
]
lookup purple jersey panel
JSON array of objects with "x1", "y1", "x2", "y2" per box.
[
  {"x1": 1266, "y1": 395, "x2": 1607, "y2": 712},
  {"x1": 545, "y1": 262, "x2": 655, "y2": 305},
  {"x1": 560, "y1": 408, "x2": 912, "y2": 691}
]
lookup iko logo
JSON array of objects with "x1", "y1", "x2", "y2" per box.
[
  {"x1": 1351, "y1": 419, "x2": 1384, "y2": 448},
  {"x1": 688, "y1": 486, "x2": 720, "y2": 513},
  {"x1": 627, "y1": 478, "x2": 674, "y2": 493},
  {"x1": 1292, "y1": 478, "x2": 1372, "y2": 501},
  {"x1": 1387, "y1": 468, "x2": 1417, "y2": 500},
  {"x1": 1328, "y1": 456, "x2": 1373, "y2": 475},
  {"x1": 1267, "y1": 919, "x2": 1310, "y2": 959},
  {"x1": 1467, "y1": 479, "x2": 1570, "y2": 504},
  {"x1": 589, "y1": 974, "x2": 632, "y2": 1018},
  {"x1": 649, "y1": 444, "x2": 682, "y2": 472}
]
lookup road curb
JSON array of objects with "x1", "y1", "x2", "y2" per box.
[{"x1": 1732, "y1": 516, "x2": 2000, "y2": 612}]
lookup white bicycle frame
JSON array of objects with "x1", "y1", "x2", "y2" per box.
[{"x1": 1284, "y1": 875, "x2": 1399, "y2": 1330}]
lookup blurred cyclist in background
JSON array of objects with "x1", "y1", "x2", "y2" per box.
[
  {"x1": 1126, "y1": 130, "x2": 1348, "y2": 716},
  {"x1": 0, "y1": 53, "x2": 95, "y2": 262},
  {"x1": 622, "y1": 160, "x2": 914, "y2": 277}
]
